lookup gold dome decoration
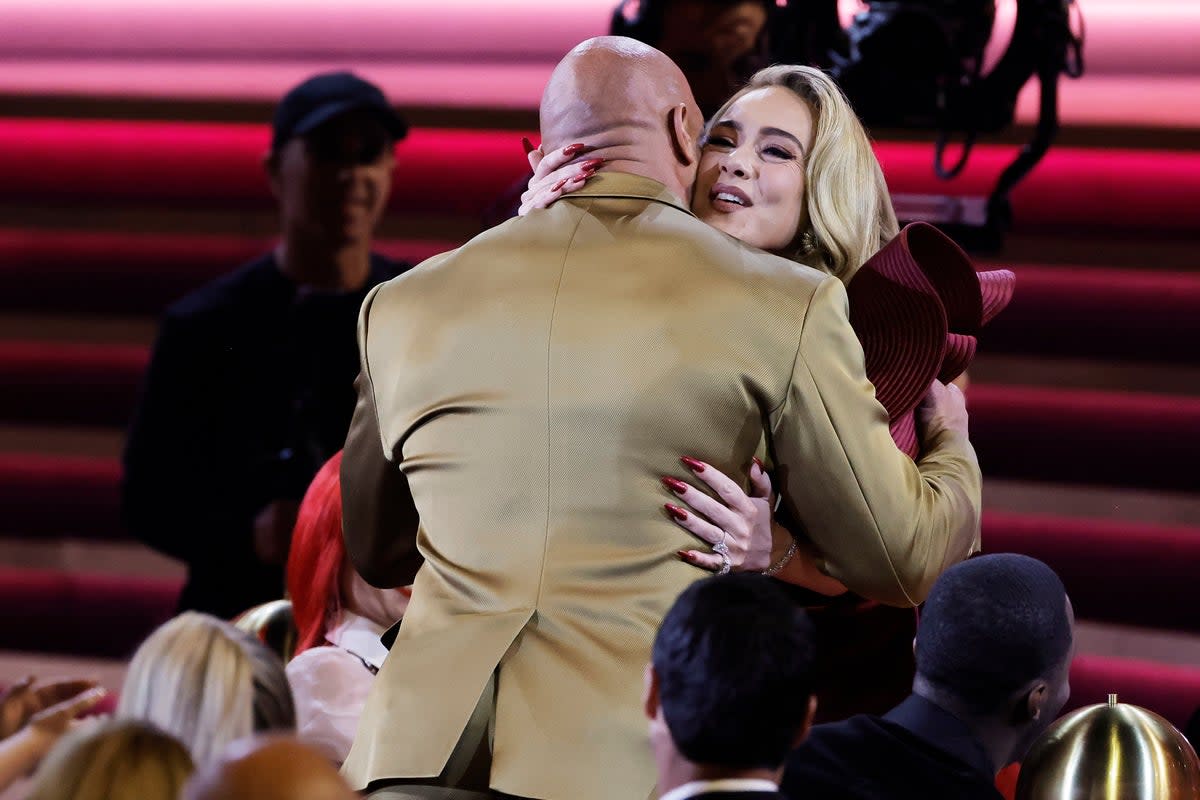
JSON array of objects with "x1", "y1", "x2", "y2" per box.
[{"x1": 1017, "y1": 694, "x2": 1200, "y2": 799}]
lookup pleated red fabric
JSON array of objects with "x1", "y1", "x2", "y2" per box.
[{"x1": 848, "y1": 222, "x2": 1016, "y2": 457}]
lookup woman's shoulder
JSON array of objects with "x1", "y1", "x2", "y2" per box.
[{"x1": 286, "y1": 645, "x2": 367, "y2": 684}]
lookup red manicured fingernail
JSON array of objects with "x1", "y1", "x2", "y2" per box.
[
  {"x1": 662, "y1": 476, "x2": 688, "y2": 494},
  {"x1": 571, "y1": 171, "x2": 591, "y2": 184},
  {"x1": 665, "y1": 503, "x2": 689, "y2": 521},
  {"x1": 552, "y1": 178, "x2": 568, "y2": 192},
  {"x1": 563, "y1": 143, "x2": 586, "y2": 157},
  {"x1": 752, "y1": 456, "x2": 764, "y2": 470},
  {"x1": 680, "y1": 456, "x2": 706, "y2": 473},
  {"x1": 676, "y1": 550, "x2": 692, "y2": 560},
  {"x1": 521, "y1": 137, "x2": 535, "y2": 155},
  {"x1": 578, "y1": 157, "x2": 605, "y2": 170}
]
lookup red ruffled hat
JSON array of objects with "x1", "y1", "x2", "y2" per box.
[{"x1": 847, "y1": 222, "x2": 1015, "y2": 458}]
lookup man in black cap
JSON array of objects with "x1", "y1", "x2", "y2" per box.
[{"x1": 122, "y1": 71, "x2": 409, "y2": 618}]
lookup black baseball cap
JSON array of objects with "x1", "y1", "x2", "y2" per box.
[{"x1": 271, "y1": 71, "x2": 408, "y2": 153}]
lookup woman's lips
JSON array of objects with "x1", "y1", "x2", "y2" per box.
[{"x1": 709, "y1": 183, "x2": 752, "y2": 212}]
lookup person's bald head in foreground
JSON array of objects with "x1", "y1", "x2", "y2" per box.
[
  {"x1": 539, "y1": 36, "x2": 704, "y2": 204},
  {"x1": 183, "y1": 736, "x2": 356, "y2": 800}
]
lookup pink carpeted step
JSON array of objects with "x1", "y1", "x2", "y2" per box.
[
  {"x1": 967, "y1": 385, "x2": 1200, "y2": 492},
  {"x1": 0, "y1": 566, "x2": 179, "y2": 658},
  {"x1": 1068, "y1": 654, "x2": 1200, "y2": 731},
  {"x1": 0, "y1": 376, "x2": 1196, "y2": 491},
  {"x1": 0, "y1": 341, "x2": 147, "y2": 427},
  {"x1": 0, "y1": 454, "x2": 123, "y2": 540},
  {"x1": 979, "y1": 263, "x2": 1200, "y2": 363},
  {"x1": 1, "y1": 120, "x2": 1197, "y2": 235},
  {"x1": 983, "y1": 511, "x2": 1200, "y2": 634},
  {"x1": 0, "y1": 229, "x2": 456, "y2": 315}
]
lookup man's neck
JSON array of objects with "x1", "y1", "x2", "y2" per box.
[
  {"x1": 541, "y1": 135, "x2": 693, "y2": 209},
  {"x1": 912, "y1": 685, "x2": 1015, "y2": 775},
  {"x1": 593, "y1": 159, "x2": 692, "y2": 208},
  {"x1": 275, "y1": 238, "x2": 372, "y2": 292}
]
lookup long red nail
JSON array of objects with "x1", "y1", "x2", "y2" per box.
[
  {"x1": 578, "y1": 157, "x2": 605, "y2": 170},
  {"x1": 680, "y1": 456, "x2": 706, "y2": 473},
  {"x1": 665, "y1": 503, "x2": 689, "y2": 521},
  {"x1": 662, "y1": 476, "x2": 688, "y2": 494},
  {"x1": 676, "y1": 550, "x2": 692, "y2": 560},
  {"x1": 521, "y1": 137, "x2": 535, "y2": 155},
  {"x1": 752, "y1": 456, "x2": 764, "y2": 470},
  {"x1": 563, "y1": 143, "x2": 586, "y2": 157},
  {"x1": 552, "y1": 178, "x2": 568, "y2": 192}
]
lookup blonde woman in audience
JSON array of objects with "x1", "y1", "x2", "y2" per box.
[
  {"x1": 25, "y1": 717, "x2": 194, "y2": 800},
  {"x1": 117, "y1": 611, "x2": 296, "y2": 767}
]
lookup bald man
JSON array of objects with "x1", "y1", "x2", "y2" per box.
[
  {"x1": 341, "y1": 36, "x2": 980, "y2": 800},
  {"x1": 184, "y1": 737, "x2": 357, "y2": 800}
]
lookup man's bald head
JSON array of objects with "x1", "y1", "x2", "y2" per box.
[
  {"x1": 539, "y1": 37, "x2": 703, "y2": 199},
  {"x1": 183, "y1": 736, "x2": 355, "y2": 800}
]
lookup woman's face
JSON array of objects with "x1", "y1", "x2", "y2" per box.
[{"x1": 692, "y1": 86, "x2": 815, "y2": 254}]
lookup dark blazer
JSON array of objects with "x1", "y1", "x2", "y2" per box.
[
  {"x1": 782, "y1": 695, "x2": 1004, "y2": 800},
  {"x1": 121, "y1": 252, "x2": 403, "y2": 617}
]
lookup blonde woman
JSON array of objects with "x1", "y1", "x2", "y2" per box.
[
  {"x1": 25, "y1": 718, "x2": 194, "y2": 800},
  {"x1": 117, "y1": 612, "x2": 296, "y2": 767}
]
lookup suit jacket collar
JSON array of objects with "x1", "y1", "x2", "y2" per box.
[
  {"x1": 564, "y1": 171, "x2": 695, "y2": 217},
  {"x1": 884, "y1": 694, "x2": 996, "y2": 781},
  {"x1": 659, "y1": 778, "x2": 779, "y2": 800}
]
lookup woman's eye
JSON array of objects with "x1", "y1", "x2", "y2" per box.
[
  {"x1": 763, "y1": 145, "x2": 795, "y2": 160},
  {"x1": 706, "y1": 135, "x2": 735, "y2": 148}
]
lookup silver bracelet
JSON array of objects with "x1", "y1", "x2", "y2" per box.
[{"x1": 762, "y1": 540, "x2": 798, "y2": 577}]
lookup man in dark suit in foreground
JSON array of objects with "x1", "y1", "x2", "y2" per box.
[
  {"x1": 646, "y1": 574, "x2": 817, "y2": 800},
  {"x1": 782, "y1": 554, "x2": 1075, "y2": 800}
]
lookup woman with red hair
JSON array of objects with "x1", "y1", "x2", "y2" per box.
[{"x1": 284, "y1": 451, "x2": 411, "y2": 765}]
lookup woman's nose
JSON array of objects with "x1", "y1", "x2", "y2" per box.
[{"x1": 720, "y1": 149, "x2": 752, "y2": 179}]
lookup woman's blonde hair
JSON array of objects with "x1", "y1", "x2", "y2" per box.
[
  {"x1": 705, "y1": 64, "x2": 899, "y2": 283},
  {"x1": 26, "y1": 718, "x2": 194, "y2": 800},
  {"x1": 117, "y1": 611, "x2": 295, "y2": 767}
]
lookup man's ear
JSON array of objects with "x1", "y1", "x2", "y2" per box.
[
  {"x1": 642, "y1": 663, "x2": 660, "y2": 721},
  {"x1": 263, "y1": 150, "x2": 282, "y2": 200},
  {"x1": 1024, "y1": 682, "x2": 1049, "y2": 723},
  {"x1": 791, "y1": 694, "x2": 819, "y2": 749},
  {"x1": 668, "y1": 103, "x2": 698, "y2": 168}
]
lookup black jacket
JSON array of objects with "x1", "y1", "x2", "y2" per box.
[
  {"x1": 782, "y1": 695, "x2": 1004, "y2": 800},
  {"x1": 122, "y1": 252, "x2": 404, "y2": 617}
]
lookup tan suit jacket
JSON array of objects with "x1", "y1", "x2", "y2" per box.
[{"x1": 340, "y1": 173, "x2": 981, "y2": 800}]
